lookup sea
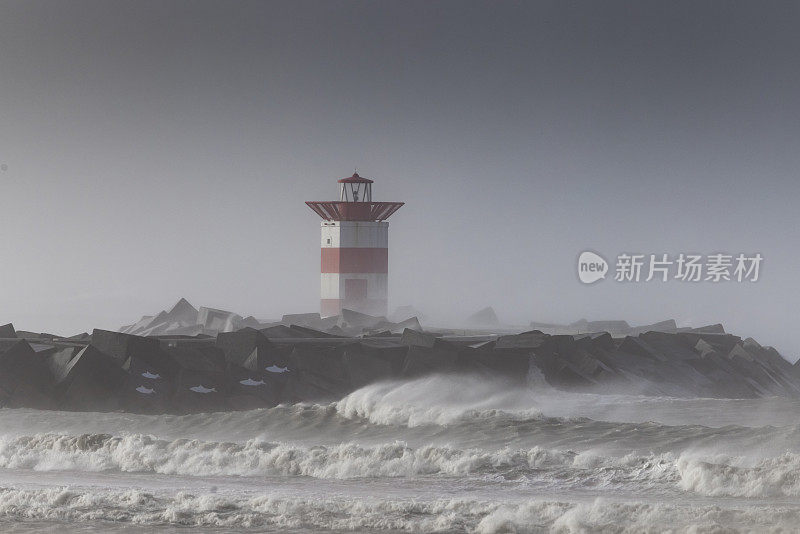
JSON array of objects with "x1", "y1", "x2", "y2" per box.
[{"x1": 1, "y1": 373, "x2": 800, "y2": 533}]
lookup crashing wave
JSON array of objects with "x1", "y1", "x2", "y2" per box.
[
  {"x1": 4, "y1": 430, "x2": 800, "y2": 498},
  {"x1": 0, "y1": 433, "x2": 577, "y2": 479},
  {"x1": 677, "y1": 451, "x2": 800, "y2": 497},
  {"x1": 334, "y1": 374, "x2": 547, "y2": 427},
  {"x1": 0, "y1": 488, "x2": 796, "y2": 532}
]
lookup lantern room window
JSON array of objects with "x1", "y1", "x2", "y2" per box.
[{"x1": 340, "y1": 179, "x2": 372, "y2": 202}]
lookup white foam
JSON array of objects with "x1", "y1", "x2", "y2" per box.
[
  {"x1": 0, "y1": 488, "x2": 795, "y2": 532},
  {"x1": 335, "y1": 374, "x2": 545, "y2": 427},
  {"x1": 0, "y1": 433, "x2": 576, "y2": 479},
  {"x1": 677, "y1": 451, "x2": 800, "y2": 497}
]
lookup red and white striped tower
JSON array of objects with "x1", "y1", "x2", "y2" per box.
[{"x1": 306, "y1": 173, "x2": 404, "y2": 317}]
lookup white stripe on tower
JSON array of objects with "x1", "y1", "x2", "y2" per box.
[{"x1": 320, "y1": 221, "x2": 389, "y2": 317}]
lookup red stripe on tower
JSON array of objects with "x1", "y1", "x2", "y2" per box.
[{"x1": 321, "y1": 248, "x2": 389, "y2": 273}]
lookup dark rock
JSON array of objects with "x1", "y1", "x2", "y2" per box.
[
  {"x1": 227, "y1": 364, "x2": 282, "y2": 408},
  {"x1": 215, "y1": 331, "x2": 290, "y2": 406},
  {"x1": 91, "y1": 329, "x2": 178, "y2": 378},
  {"x1": 693, "y1": 338, "x2": 718, "y2": 358},
  {"x1": 281, "y1": 313, "x2": 322, "y2": 327},
  {"x1": 260, "y1": 324, "x2": 299, "y2": 339},
  {"x1": 318, "y1": 315, "x2": 341, "y2": 330},
  {"x1": 341, "y1": 309, "x2": 386, "y2": 329},
  {"x1": 239, "y1": 316, "x2": 263, "y2": 329},
  {"x1": 575, "y1": 332, "x2": 615, "y2": 351},
  {"x1": 618, "y1": 336, "x2": 668, "y2": 361},
  {"x1": 693, "y1": 324, "x2": 726, "y2": 334},
  {"x1": 342, "y1": 343, "x2": 405, "y2": 388},
  {"x1": 121, "y1": 356, "x2": 174, "y2": 413},
  {"x1": 571, "y1": 319, "x2": 630, "y2": 334},
  {"x1": 168, "y1": 298, "x2": 199, "y2": 322},
  {"x1": 392, "y1": 316, "x2": 422, "y2": 333},
  {"x1": 281, "y1": 346, "x2": 352, "y2": 402},
  {"x1": 600, "y1": 334, "x2": 719, "y2": 397},
  {"x1": 679, "y1": 332, "x2": 741, "y2": 355},
  {"x1": 167, "y1": 345, "x2": 226, "y2": 374},
  {"x1": 216, "y1": 328, "x2": 274, "y2": 366},
  {"x1": 401, "y1": 344, "x2": 458, "y2": 377},
  {"x1": 167, "y1": 344, "x2": 229, "y2": 412},
  {"x1": 552, "y1": 336, "x2": 615, "y2": 383},
  {"x1": 46, "y1": 346, "x2": 79, "y2": 380},
  {"x1": 242, "y1": 343, "x2": 291, "y2": 373},
  {"x1": 197, "y1": 306, "x2": 242, "y2": 333},
  {"x1": 289, "y1": 324, "x2": 347, "y2": 338},
  {"x1": 0, "y1": 340, "x2": 53, "y2": 409},
  {"x1": 684, "y1": 353, "x2": 759, "y2": 398},
  {"x1": 327, "y1": 325, "x2": 348, "y2": 336},
  {"x1": 119, "y1": 315, "x2": 154, "y2": 335},
  {"x1": 54, "y1": 345, "x2": 127, "y2": 411},
  {"x1": 469, "y1": 342, "x2": 532, "y2": 379},
  {"x1": 16, "y1": 331, "x2": 57, "y2": 341},
  {"x1": 173, "y1": 368, "x2": 229, "y2": 413},
  {"x1": 400, "y1": 328, "x2": 455, "y2": 350},
  {"x1": 530, "y1": 348, "x2": 595, "y2": 389},
  {"x1": 364, "y1": 317, "x2": 423, "y2": 336},
  {"x1": 495, "y1": 331, "x2": 549, "y2": 350},
  {"x1": 66, "y1": 332, "x2": 91, "y2": 342},
  {"x1": 629, "y1": 319, "x2": 678, "y2": 335},
  {"x1": 639, "y1": 332, "x2": 698, "y2": 361},
  {"x1": 91, "y1": 329, "x2": 158, "y2": 363},
  {"x1": 364, "y1": 329, "x2": 394, "y2": 337},
  {"x1": 0, "y1": 323, "x2": 17, "y2": 338}
]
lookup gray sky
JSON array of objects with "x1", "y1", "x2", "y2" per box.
[{"x1": 0, "y1": 1, "x2": 798, "y2": 359}]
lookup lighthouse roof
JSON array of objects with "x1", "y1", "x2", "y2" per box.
[{"x1": 338, "y1": 172, "x2": 373, "y2": 184}]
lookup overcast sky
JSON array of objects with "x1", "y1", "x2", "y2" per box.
[{"x1": 0, "y1": 1, "x2": 798, "y2": 358}]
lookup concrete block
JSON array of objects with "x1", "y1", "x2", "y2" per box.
[
  {"x1": 0, "y1": 323, "x2": 17, "y2": 338},
  {"x1": 401, "y1": 345, "x2": 458, "y2": 377},
  {"x1": 54, "y1": 345, "x2": 127, "y2": 411},
  {"x1": 341, "y1": 309, "x2": 386, "y2": 329},
  {"x1": 495, "y1": 331, "x2": 549, "y2": 350},
  {"x1": 216, "y1": 328, "x2": 274, "y2": 366},
  {"x1": 281, "y1": 313, "x2": 322, "y2": 327},
  {"x1": 92, "y1": 329, "x2": 178, "y2": 378},
  {"x1": 0, "y1": 340, "x2": 53, "y2": 409},
  {"x1": 342, "y1": 343, "x2": 405, "y2": 388},
  {"x1": 197, "y1": 306, "x2": 242, "y2": 333},
  {"x1": 227, "y1": 364, "x2": 281, "y2": 408},
  {"x1": 281, "y1": 346, "x2": 351, "y2": 402}
]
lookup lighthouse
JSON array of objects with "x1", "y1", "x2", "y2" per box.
[{"x1": 306, "y1": 173, "x2": 404, "y2": 318}]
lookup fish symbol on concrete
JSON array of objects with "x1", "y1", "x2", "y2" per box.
[
  {"x1": 189, "y1": 385, "x2": 217, "y2": 394},
  {"x1": 136, "y1": 386, "x2": 155, "y2": 395},
  {"x1": 142, "y1": 371, "x2": 161, "y2": 379},
  {"x1": 265, "y1": 365, "x2": 289, "y2": 373},
  {"x1": 239, "y1": 378, "x2": 266, "y2": 386}
]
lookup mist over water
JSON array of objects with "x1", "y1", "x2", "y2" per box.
[
  {"x1": 1, "y1": 373, "x2": 800, "y2": 532},
  {"x1": 0, "y1": 1, "x2": 799, "y2": 359},
  {"x1": 1, "y1": 2, "x2": 799, "y2": 531}
]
